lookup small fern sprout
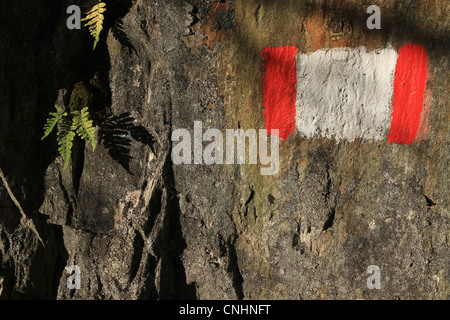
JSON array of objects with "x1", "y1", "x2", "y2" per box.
[{"x1": 82, "y1": 0, "x2": 107, "y2": 50}]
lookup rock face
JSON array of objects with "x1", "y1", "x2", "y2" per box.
[{"x1": 0, "y1": 0, "x2": 448, "y2": 299}]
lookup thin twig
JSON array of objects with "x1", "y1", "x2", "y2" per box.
[
  {"x1": 213, "y1": 0, "x2": 221, "y2": 14},
  {"x1": 0, "y1": 168, "x2": 45, "y2": 246}
]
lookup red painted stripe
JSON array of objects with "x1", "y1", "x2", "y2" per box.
[
  {"x1": 261, "y1": 46, "x2": 298, "y2": 140},
  {"x1": 388, "y1": 43, "x2": 428, "y2": 145}
]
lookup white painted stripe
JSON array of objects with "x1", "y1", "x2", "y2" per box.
[{"x1": 295, "y1": 47, "x2": 398, "y2": 141}]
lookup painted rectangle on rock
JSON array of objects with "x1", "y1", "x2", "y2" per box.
[{"x1": 261, "y1": 44, "x2": 428, "y2": 145}]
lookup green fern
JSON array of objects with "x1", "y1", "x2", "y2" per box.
[
  {"x1": 57, "y1": 117, "x2": 76, "y2": 170},
  {"x1": 41, "y1": 105, "x2": 66, "y2": 140},
  {"x1": 82, "y1": 0, "x2": 107, "y2": 50},
  {"x1": 42, "y1": 105, "x2": 96, "y2": 170},
  {"x1": 72, "y1": 107, "x2": 97, "y2": 151}
]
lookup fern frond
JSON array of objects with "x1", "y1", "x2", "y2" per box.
[
  {"x1": 72, "y1": 107, "x2": 97, "y2": 151},
  {"x1": 42, "y1": 105, "x2": 67, "y2": 140},
  {"x1": 57, "y1": 117, "x2": 76, "y2": 170},
  {"x1": 82, "y1": 1, "x2": 106, "y2": 50}
]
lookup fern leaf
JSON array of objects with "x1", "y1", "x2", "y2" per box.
[
  {"x1": 82, "y1": 1, "x2": 106, "y2": 50},
  {"x1": 42, "y1": 105, "x2": 67, "y2": 140},
  {"x1": 57, "y1": 118, "x2": 76, "y2": 170},
  {"x1": 72, "y1": 107, "x2": 97, "y2": 151}
]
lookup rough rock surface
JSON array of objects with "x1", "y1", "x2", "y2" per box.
[{"x1": 0, "y1": 0, "x2": 448, "y2": 299}]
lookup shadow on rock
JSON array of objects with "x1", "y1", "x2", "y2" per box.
[{"x1": 98, "y1": 112, "x2": 156, "y2": 174}]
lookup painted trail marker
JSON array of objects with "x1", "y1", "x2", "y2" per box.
[
  {"x1": 261, "y1": 43, "x2": 428, "y2": 144},
  {"x1": 261, "y1": 46, "x2": 298, "y2": 140}
]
